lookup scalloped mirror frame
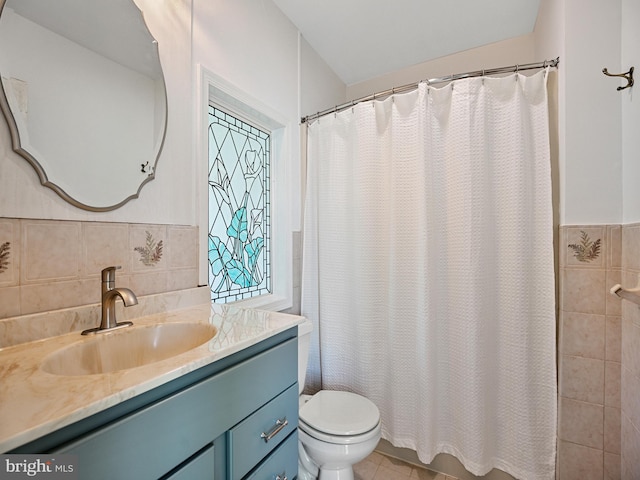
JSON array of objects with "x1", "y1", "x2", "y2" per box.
[{"x1": 0, "y1": 0, "x2": 168, "y2": 212}]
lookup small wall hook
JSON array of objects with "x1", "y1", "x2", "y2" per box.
[
  {"x1": 140, "y1": 161, "x2": 153, "y2": 175},
  {"x1": 602, "y1": 66, "x2": 634, "y2": 91}
]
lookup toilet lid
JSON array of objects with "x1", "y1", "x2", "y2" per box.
[{"x1": 299, "y1": 390, "x2": 380, "y2": 436}]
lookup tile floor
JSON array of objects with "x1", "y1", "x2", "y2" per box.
[{"x1": 354, "y1": 452, "x2": 458, "y2": 480}]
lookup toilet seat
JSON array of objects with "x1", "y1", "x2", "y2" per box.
[
  {"x1": 299, "y1": 390, "x2": 380, "y2": 444},
  {"x1": 299, "y1": 417, "x2": 381, "y2": 445}
]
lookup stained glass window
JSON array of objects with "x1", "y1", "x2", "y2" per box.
[{"x1": 208, "y1": 106, "x2": 271, "y2": 303}]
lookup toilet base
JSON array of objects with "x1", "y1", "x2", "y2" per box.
[
  {"x1": 298, "y1": 423, "x2": 381, "y2": 480},
  {"x1": 318, "y1": 466, "x2": 354, "y2": 480}
]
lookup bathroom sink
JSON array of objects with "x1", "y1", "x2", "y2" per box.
[{"x1": 41, "y1": 322, "x2": 218, "y2": 376}]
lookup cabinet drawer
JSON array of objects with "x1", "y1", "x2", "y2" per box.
[
  {"x1": 165, "y1": 444, "x2": 215, "y2": 480},
  {"x1": 230, "y1": 384, "x2": 298, "y2": 480},
  {"x1": 54, "y1": 376, "x2": 218, "y2": 480},
  {"x1": 244, "y1": 431, "x2": 298, "y2": 480}
]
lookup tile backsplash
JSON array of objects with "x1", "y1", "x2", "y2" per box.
[
  {"x1": 558, "y1": 225, "x2": 621, "y2": 480},
  {"x1": 558, "y1": 223, "x2": 640, "y2": 479},
  {"x1": 0, "y1": 217, "x2": 199, "y2": 320},
  {"x1": 620, "y1": 224, "x2": 640, "y2": 479}
]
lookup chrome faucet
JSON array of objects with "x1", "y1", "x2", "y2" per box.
[{"x1": 82, "y1": 266, "x2": 138, "y2": 335}]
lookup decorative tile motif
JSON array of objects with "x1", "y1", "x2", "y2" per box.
[
  {"x1": 568, "y1": 230, "x2": 601, "y2": 263},
  {"x1": 134, "y1": 231, "x2": 163, "y2": 266},
  {"x1": 0, "y1": 242, "x2": 9, "y2": 274},
  {"x1": 0, "y1": 219, "x2": 19, "y2": 289}
]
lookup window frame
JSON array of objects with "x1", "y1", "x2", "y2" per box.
[{"x1": 196, "y1": 65, "x2": 292, "y2": 311}]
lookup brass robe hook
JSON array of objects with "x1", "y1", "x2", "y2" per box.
[{"x1": 602, "y1": 66, "x2": 634, "y2": 91}]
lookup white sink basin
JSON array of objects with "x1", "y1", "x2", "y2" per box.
[{"x1": 41, "y1": 322, "x2": 218, "y2": 376}]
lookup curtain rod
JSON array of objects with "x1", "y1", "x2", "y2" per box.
[{"x1": 301, "y1": 57, "x2": 559, "y2": 124}]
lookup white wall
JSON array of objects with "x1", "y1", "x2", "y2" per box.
[
  {"x1": 0, "y1": 0, "x2": 344, "y2": 231},
  {"x1": 299, "y1": 35, "x2": 346, "y2": 119},
  {"x1": 190, "y1": 0, "x2": 342, "y2": 233},
  {"x1": 563, "y1": 0, "x2": 622, "y2": 225},
  {"x1": 192, "y1": 0, "x2": 299, "y2": 127},
  {"x1": 622, "y1": 0, "x2": 640, "y2": 224},
  {"x1": 556, "y1": 0, "x2": 639, "y2": 226},
  {"x1": 535, "y1": 0, "x2": 626, "y2": 226}
]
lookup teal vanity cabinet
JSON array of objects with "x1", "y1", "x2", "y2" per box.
[{"x1": 10, "y1": 328, "x2": 299, "y2": 480}]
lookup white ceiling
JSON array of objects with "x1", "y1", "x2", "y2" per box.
[{"x1": 272, "y1": 0, "x2": 541, "y2": 86}]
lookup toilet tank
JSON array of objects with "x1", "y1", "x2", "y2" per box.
[{"x1": 297, "y1": 318, "x2": 313, "y2": 394}]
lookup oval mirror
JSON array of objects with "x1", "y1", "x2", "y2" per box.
[{"x1": 0, "y1": 0, "x2": 167, "y2": 211}]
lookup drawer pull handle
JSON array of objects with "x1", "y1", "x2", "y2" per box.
[
  {"x1": 260, "y1": 417, "x2": 288, "y2": 442},
  {"x1": 275, "y1": 473, "x2": 288, "y2": 480}
]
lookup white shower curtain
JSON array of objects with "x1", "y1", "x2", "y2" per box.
[{"x1": 302, "y1": 70, "x2": 557, "y2": 480}]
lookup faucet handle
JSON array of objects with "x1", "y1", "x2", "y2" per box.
[{"x1": 101, "y1": 266, "x2": 122, "y2": 285}]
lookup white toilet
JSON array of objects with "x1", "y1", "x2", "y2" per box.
[{"x1": 297, "y1": 319, "x2": 381, "y2": 480}]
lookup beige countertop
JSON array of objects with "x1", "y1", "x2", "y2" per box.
[{"x1": 0, "y1": 302, "x2": 304, "y2": 452}]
